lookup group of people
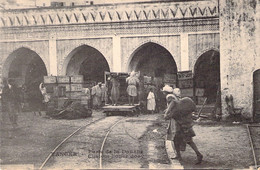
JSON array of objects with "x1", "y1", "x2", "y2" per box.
[
  {"x1": 106, "y1": 71, "x2": 166, "y2": 114},
  {"x1": 0, "y1": 78, "x2": 52, "y2": 129},
  {"x1": 162, "y1": 85, "x2": 203, "y2": 164},
  {"x1": 126, "y1": 71, "x2": 166, "y2": 114},
  {"x1": 91, "y1": 82, "x2": 106, "y2": 109},
  {"x1": 1, "y1": 79, "x2": 20, "y2": 129},
  {"x1": 125, "y1": 72, "x2": 203, "y2": 164}
]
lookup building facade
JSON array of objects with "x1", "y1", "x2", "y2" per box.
[{"x1": 0, "y1": 0, "x2": 259, "y2": 119}]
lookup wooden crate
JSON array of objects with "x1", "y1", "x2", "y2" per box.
[
  {"x1": 71, "y1": 75, "x2": 84, "y2": 83},
  {"x1": 44, "y1": 76, "x2": 57, "y2": 84},
  {"x1": 181, "y1": 88, "x2": 194, "y2": 97},
  {"x1": 177, "y1": 71, "x2": 193, "y2": 80},
  {"x1": 57, "y1": 76, "x2": 70, "y2": 84},
  {"x1": 66, "y1": 92, "x2": 83, "y2": 100},
  {"x1": 178, "y1": 79, "x2": 194, "y2": 89},
  {"x1": 71, "y1": 84, "x2": 83, "y2": 92},
  {"x1": 45, "y1": 84, "x2": 57, "y2": 93},
  {"x1": 195, "y1": 88, "x2": 205, "y2": 97},
  {"x1": 164, "y1": 74, "x2": 177, "y2": 83},
  {"x1": 58, "y1": 84, "x2": 71, "y2": 92}
]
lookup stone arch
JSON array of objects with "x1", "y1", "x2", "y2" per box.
[
  {"x1": 2, "y1": 47, "x2": 48, "y2": 80},
  {"x1": 62, "y1": 44, "x2": 110, "y2": 83},
  {"x1": 2, "y1": 45, "x2": 49, "y2": 77},
  {"x1": 1, "y1": 47, "x2": 48, "y2": 111},
  {"x1": 126, "y1": 40, "x2": 179, "y2": 72},
  {"x1": 193, "y1": 49, "x2": 220, "y2": 104},
  {"x1": 58, "y1": 39, "x2": 112, "y2": 76},
  {"x1": 127, "y1": 42, "x2": 178, "y2": 89},
  {"x1": 191, "y1": 47, "x2": 220, "y2": 73}
]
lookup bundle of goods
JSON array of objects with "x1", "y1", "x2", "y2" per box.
[{"x1": 48, "y1": 100, "x2": 92, "y2": 119}]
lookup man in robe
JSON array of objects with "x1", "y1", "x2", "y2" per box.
[
  {"x1": 91, "y1": 82, "x2": 102, "y2": 109},
  {"x1": 126, "y1": 71, "x2": 139, "y2": 105}
]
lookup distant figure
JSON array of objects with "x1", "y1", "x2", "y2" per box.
[
  {"x1": 156, "y1": 85, "x2": 166, "y2": 113},
  {"x1": 126, "y1": 71, "x2": 139, "y2": 105},
  {"x1": 81, "y1": 87, "x2": 91, "y2": 108},
  {"x1": 101, "y1": 83, "x2": 107, "y2": 106},
  {"x1": 2, "y1": 79, "x2": 19, "y2": 129},
  {"x1": 111, "y1": 75, "x2": 120, "y2": 106},
  {"x1": 39, "y1": 82, "x2": 50, "y2": 115},
  {"x1": 147, "y1": 88, "x2": 156, "y2": 114},
  {"x1": 20, "y1": 84, "x2": 27, "y2": 110},
  {"x1": 91, "y1": 82, "x2": 102, "y2": 109}
]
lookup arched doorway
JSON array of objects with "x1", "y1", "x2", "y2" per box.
[
  {"x1": 3, "y1": 47, "x2": 48, "y2": 111},
  {"x1": 253, "y1": 69, "x2": 260, "y2": 122},
  {"x1": 66, "y1": 45, "x2": 110, "y2": 84},
  {"x1": 194, "y1": 50, "x2": 220, "y2": 104},
  {"x1": 129, "y1": 42, "x2": 178, "y2": 87}
]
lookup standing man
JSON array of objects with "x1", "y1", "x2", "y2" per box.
[
  {"x1": 2, "y1": 79, "x2": 19, "y2": 129},
  {"x1": 81, "y1": 87, "x2": 91, "y2": 109},
  {"x1": 39, "y1": 82, "x2": 50, "y2": 115},
  {"x1": 165, "y1": 88, "x2": 203, "y2": 164},
  {"x1": 110, "y1": 75, "x2": 120, "y2": 106},
  {"x1": 126, "y1": 71, "x2": 139, "y2": 105},
  {"x1": 91, "y1": 82, "x2": 102, "y2": 109}
]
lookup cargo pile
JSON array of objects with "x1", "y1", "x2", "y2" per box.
[
  {"x1": 43, "y1": 75, "x2": 92, "y2": 119},
  {"x1": 178, "y1": 71, "x2": 194, "y2": 100}
]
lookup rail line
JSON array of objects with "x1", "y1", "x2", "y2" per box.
[
  {"x1": 39, "y1": 117, "x2": 106, "y2": 169},
  {"x1": 99, "y1": 118, "x2": 127, "y2": 169},
  {"x1": 39, "y1": 116, "x2": 127, "y2": 169},
  {"x1": 246, "y1": 124, "x2": 260, "y2": 169}
]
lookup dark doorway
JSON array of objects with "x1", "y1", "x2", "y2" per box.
[
  {"x1": 253, "y1": 69, "x2": 260, "y2": 122},
  {"x1": 194, "y1": 50, "x2": 220, "y2": 104},
  {"x1": 6, "y1": 48, "x2": 47, "y2": 111},
  {"x1": 66, "y1": 45, "x2": 110, "y2": 84},
  {"x1": 129, "y1": 42, "x2": 177, "y2": 78}
]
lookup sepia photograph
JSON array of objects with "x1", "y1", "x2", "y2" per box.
[{"x1": 0, "y1": 0, "x2": 259, "y2": 169}]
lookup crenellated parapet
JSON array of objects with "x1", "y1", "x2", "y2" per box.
[{"x1": 0, "y1": 0, "x2": 218, "y2": 27}]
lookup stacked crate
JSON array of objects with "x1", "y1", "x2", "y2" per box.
[
  {"x1": 44, "y1": 76, "x2": 58, "y2": 111},
  {"x1": 57, "y1": 76, "x2": 70, "y2": 109},
  {"x1": 195, "y1": 88, "x2": 206, "y2": 105},
  {"x1": 164, "y1": 74, "x2": 177, "y2": 88},
  {"x1": 70, "y1": 75, "x2": 84, "y2": 101},
  {"x1": 178, "y1": 71, "x2": 194, "y2": 99},
  {"x1": 194, "y1": 78, "x2": 206, "y2": 104}
]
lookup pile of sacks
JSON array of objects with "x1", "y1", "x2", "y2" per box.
[{"x1": 47, "y1": 100, "x2": 92, "y2": 119}]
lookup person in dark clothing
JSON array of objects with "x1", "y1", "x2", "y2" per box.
[
  {"x1": 164, "y1": 89, "x2": 203, "y2": 164},
  {"x1": 2, "y1": 79, "x2": 20, "y2": 129},
  {"x1": 156, "y1": 85, "x2": 166, "y2": 113}
]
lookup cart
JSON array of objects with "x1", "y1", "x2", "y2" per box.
[{"x1": 102, "y1": 71, "x2": 140, "y2": 116}]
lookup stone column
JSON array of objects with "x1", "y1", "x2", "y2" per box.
[
  {"x1": 180, "y1": 33, "x2": 189, "y2": 71},
  {"x1": 219, "y1": 0, "x2": 259, "y2": 119},
  {"x1": 112, "y1": 35, "x2": 122, "y2": 72},
  {"x1": 49, "y1": 37, "x2": 58, "y2": 76}
]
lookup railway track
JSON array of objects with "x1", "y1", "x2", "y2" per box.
[
  {"x1": 39, "y1": 116, "x2": 128, "y2": 169},
  {"x1": 247, "y1": 124, "x2": 260, "y2": 169}
]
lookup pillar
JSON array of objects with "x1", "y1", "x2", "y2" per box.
[
  {"x1": 112, "y1": 35, "x2": 122, "y2": 72},
  {"x1": 180, "y1": 33, "x2": 189, "y2": 71},
  {"x1": 49, "y1": 37, "x2": 58, "y2": 76}
]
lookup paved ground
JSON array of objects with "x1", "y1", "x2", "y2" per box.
[
  {"x1": 0, "y1": 111, "x2": 105, "y2": 169},
  {"x1": 0, "y1": 110, "x2": 258, "y2": 169}
]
